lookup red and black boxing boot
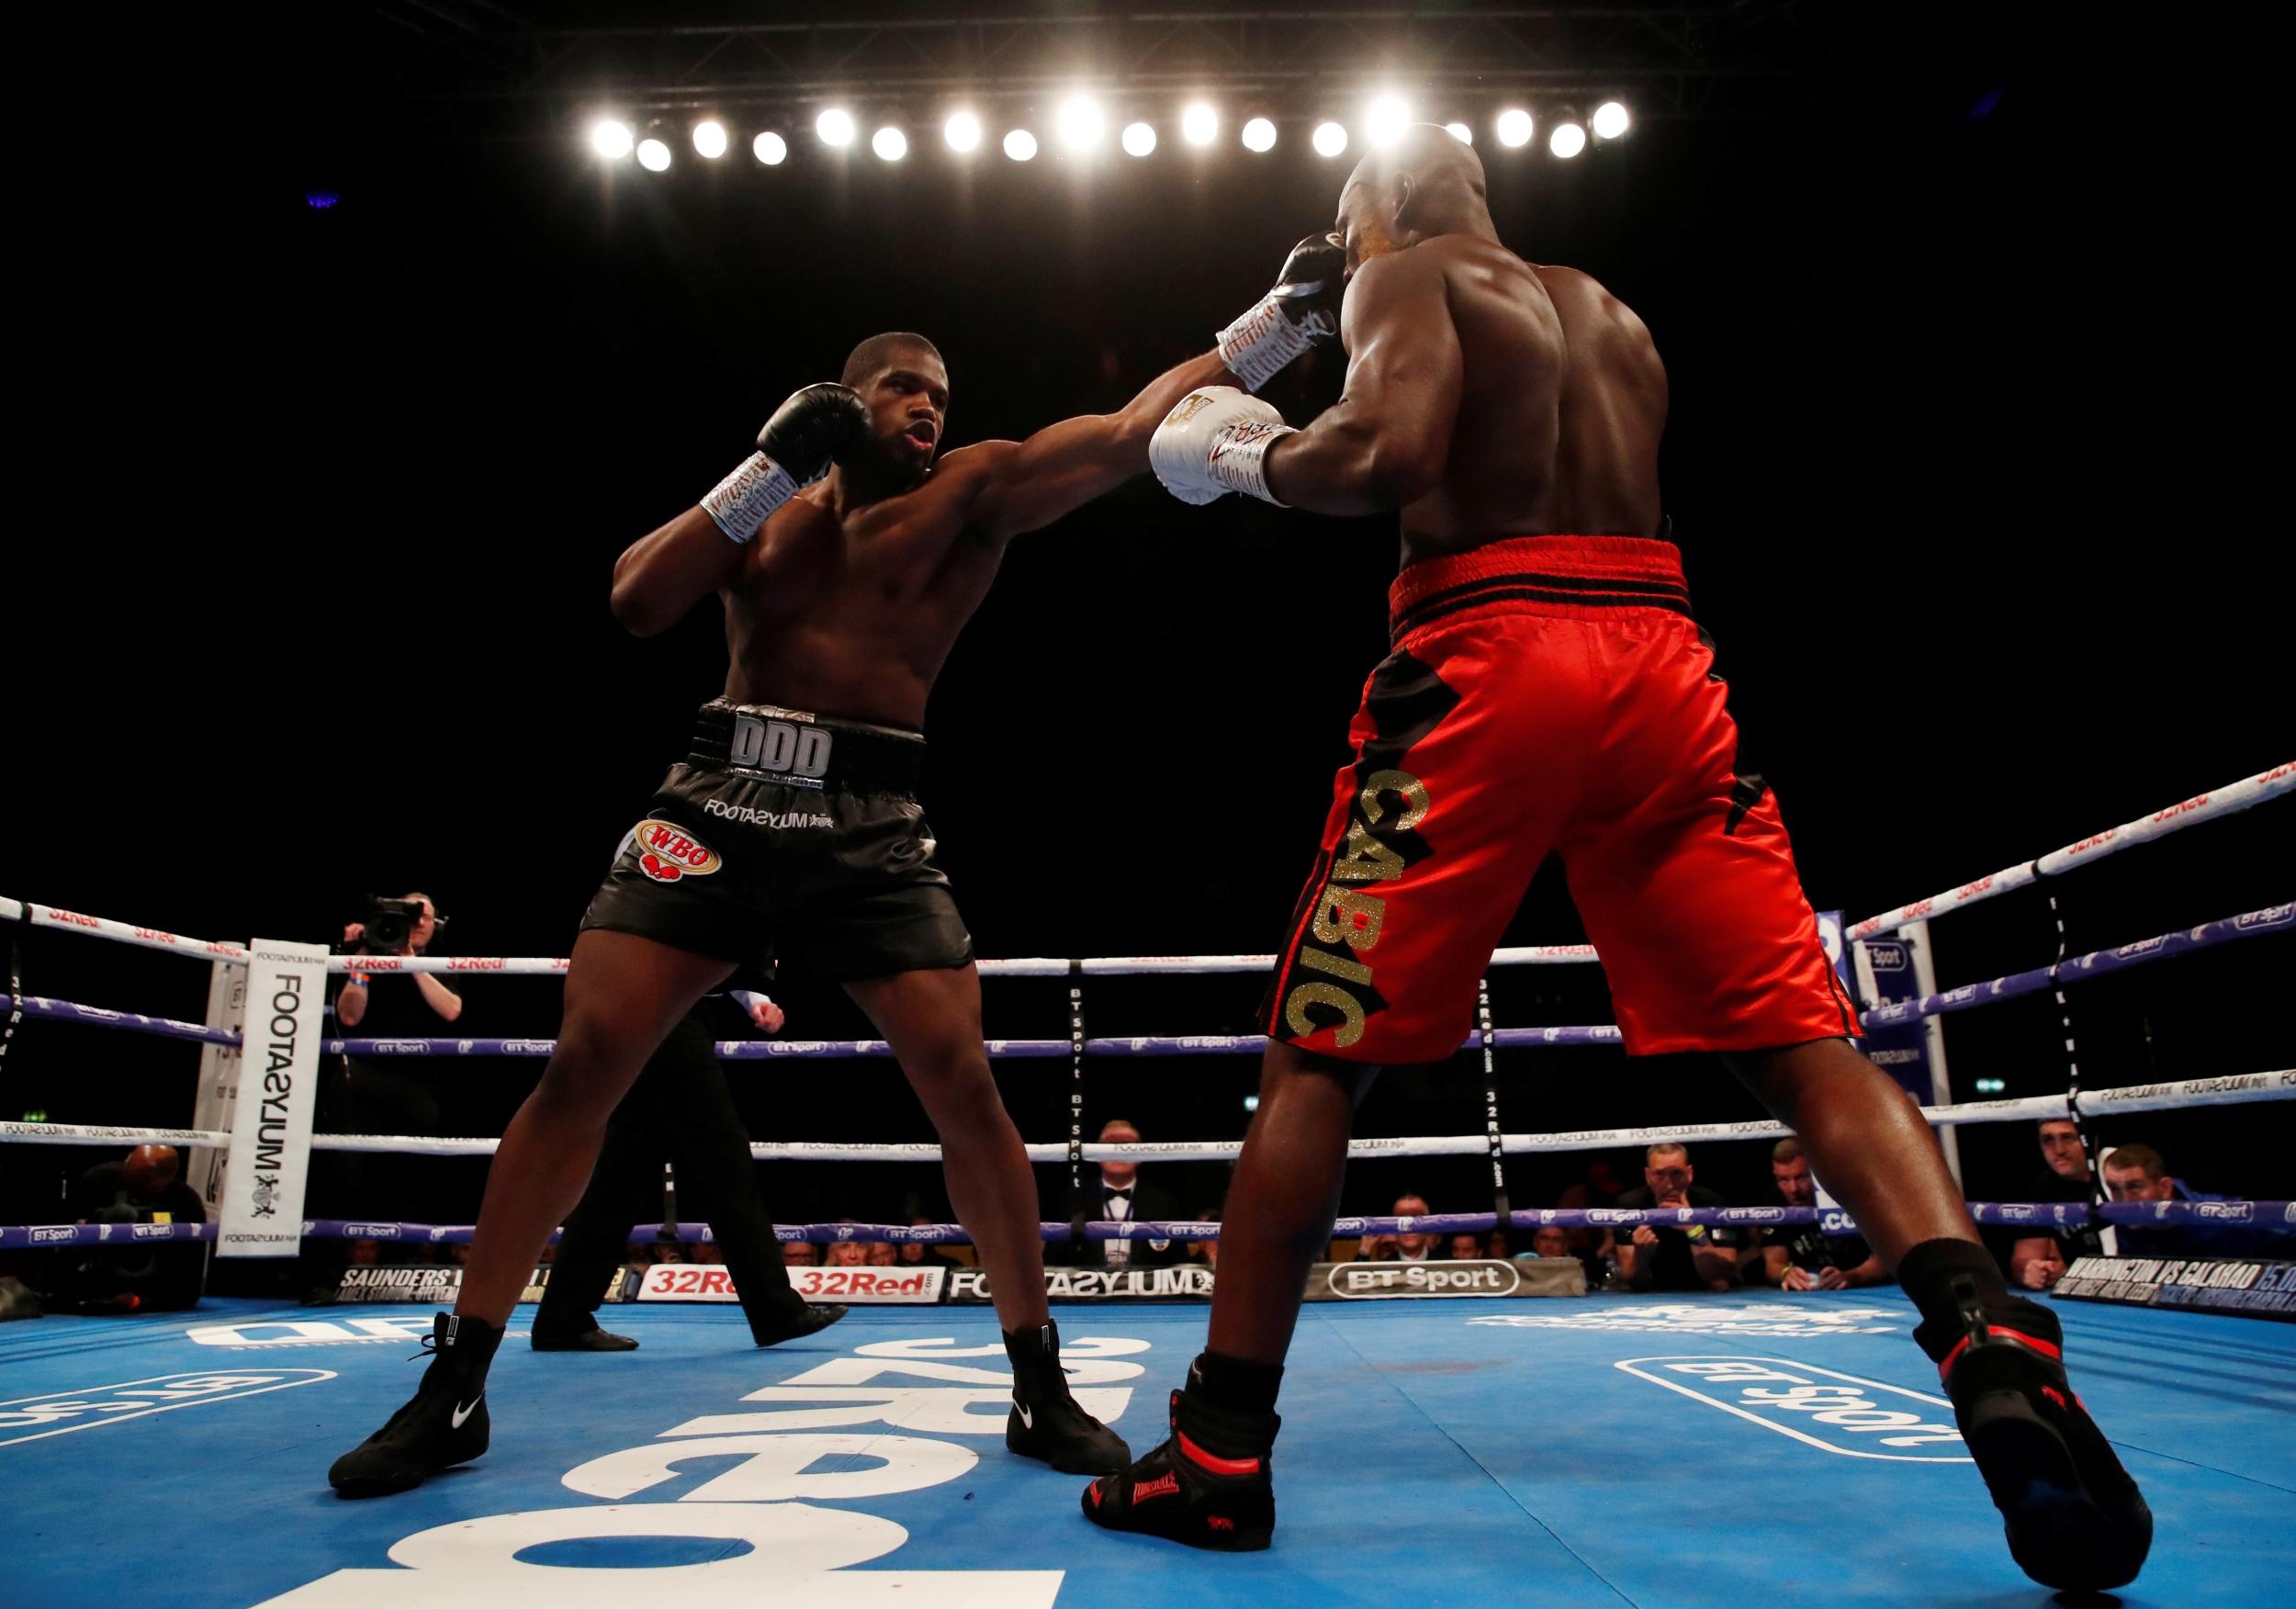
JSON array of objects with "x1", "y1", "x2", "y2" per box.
[
  {"x1": 1912, "y1": 1262, "x2": 2152, "y2": 1592},
  {"x1": 328, "y1": 1311, "x2": 502, "y2": 1497},
  {"x1": 1004, "y1": 1320, "x2": 1131, "y2": 1474},
  {"x1": 1081, "y1": 1379, "x2": 1278, "y2": 1552}
]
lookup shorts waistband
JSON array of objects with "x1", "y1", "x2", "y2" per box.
[
  {"x1": 1388, "y1": 535, "x2": 1693, "y2": 639},
  {"x1": 689, "y1": 700, "x2": 925, "y2": 796}
]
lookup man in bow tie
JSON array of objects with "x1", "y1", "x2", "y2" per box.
[{"x1": 1080, "y1": 1119, "x2": 1183, "y2": 1271}]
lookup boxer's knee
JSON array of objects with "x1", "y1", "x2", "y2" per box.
[
  {"x1": 1257, "y1": 1041, "x2": 1379, "y2": 1115},
  {"x1": 905, "y1": 1040, "x2": 1004, "y2": 1133},
  {"x1": 1728, "y1": 1037, "x2": 1893, "y2": 1130},
  {"x1": 533, "y1": 1012, "x2": 648, "y2": 1124}
]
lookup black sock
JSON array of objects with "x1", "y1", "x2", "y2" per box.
[
  {"x1": 1189, "y1": 1350, "x2": 1284, "y2": 1417},
  {"x1": 1896, "y1": 1237, "x2": 2052, "y2": 1361}
]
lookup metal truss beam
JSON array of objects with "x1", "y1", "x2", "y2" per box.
[{"x1": 357, "y1": 4, "x2": 1863, "y2": 140}]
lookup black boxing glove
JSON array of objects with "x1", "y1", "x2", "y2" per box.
[
  {"x1": 1217, "y1": 232, "x2": 1346, "y2": 392},
  {"x1": 701, "y1": 383, "x2": 869, "y2": 544}
]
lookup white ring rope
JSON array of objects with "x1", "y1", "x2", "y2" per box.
[
  {"x1": 1846, "y1": 759, "x2": 2292, "y2": 940},
  {"x1": 6, "y1": 1069, "x2": 2287, "y2": 1160},
  {"x1": 5, "y1": 763, "x2": 2283, "y2": 978},
  {"x1": 0, "y1": 902, "x2": 1599, "y2": 976}
]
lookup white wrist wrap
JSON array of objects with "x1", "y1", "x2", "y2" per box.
[
  {"x1": 1209, "y1": 420, "x2": 1296, "y2": 505},
  {"x1": 701, "y1": 452, "x2": 799, "y2": 545},
  {"x1": 1217, "y1": 297, "x2": 1322, "y2": 392}
]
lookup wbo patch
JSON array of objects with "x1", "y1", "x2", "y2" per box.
[{"x1": 632, "y1": 819, "x2": 723, "y2": 883}]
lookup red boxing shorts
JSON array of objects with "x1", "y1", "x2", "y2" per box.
[{"x1": 1264, "y1": 534, "x2": 1859, "y2": 1063}]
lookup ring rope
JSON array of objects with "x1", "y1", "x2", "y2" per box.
[
  {"x1": 1851, "y1": 902, "x2": 2286, "y2": 1027},
  {"x1": 0, "y1": 997, "x2": 1622, "y2": 1058},
  {"x1": 8, "y1": 1198, "x2": 2290, "y2": 1253},
  {"x1": 0, "y1": 898, "x2": 1600, "y2": 977},
  {"x1": 1846, "y1": 759, "x2": 2292, "y2": 940},
  {"x1": 6, "y1": 764, "x2": 2284, "y2": 974},
  {"x1": 6, "y1": 1070, "x2": 2288, "y2": 1159},
  {"x1": 9, "y1": 898, "x2": 2275, "y2": 1056}
]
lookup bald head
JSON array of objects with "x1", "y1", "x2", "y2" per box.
[
  {"x1": 125, "y1": 1144, "x2": 179, "y2": 1198},
  {"x1": 1336, "y1": 124, "x2": 1491, "y2": 271}
]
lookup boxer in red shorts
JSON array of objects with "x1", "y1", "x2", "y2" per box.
[{"x1": 1086, "y1": 126, "x2": 2151, "y2": 1593}]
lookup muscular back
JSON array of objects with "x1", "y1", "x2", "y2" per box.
[
  {"x1": 1531, "y1": 264, "x2": 1668, "y2": 539},
  {"x1": 1381, "y1": 241, "x2": 1665, "y2": 562},
  {"x1": 1393, "y1": 237, "x2": 1567, "y2": 561}
]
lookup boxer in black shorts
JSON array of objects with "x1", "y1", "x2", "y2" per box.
[
  {"x1": 583, "y1": 703, "x2": 962, "y2": 981},
  {"x1": 330, "y1": 288, "x2": 1348, "y2": 1498}
]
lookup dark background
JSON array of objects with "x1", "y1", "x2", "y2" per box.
[{"x1": 2, "y1": 6, "x2": 2287, "y2": 1244}]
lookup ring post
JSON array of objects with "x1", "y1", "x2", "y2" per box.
[
  {"x1": 187, "y1": 955, "x2": 250, "y2": 1219},
  {"x1": 1474, "y1": 977, "x2": 1510, "y2": 1237},
  {"x1": 218, "y1": 940, "x2": 329, "y2": 1257}
]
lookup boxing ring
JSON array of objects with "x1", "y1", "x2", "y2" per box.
[{"x1": 3, "y1": 759, "x2": 2291, "y2": 1606}]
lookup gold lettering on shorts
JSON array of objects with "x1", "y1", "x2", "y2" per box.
[
  {"x1": 1311, "y1": 886, "x2": 1387, "y2": 952},
  {"x1": 1330, "y1": 821, "x2": 1406, "y2": 883},
  {"x1": 1358, "y1": 769, "x2": 1430, "y2": 832},
  {"x1": 1282, "y1": 765, "x2": 1431, "y2": 1050},
  {"x1": 1297, "y1": 947, "x2": 1373, "y2": 985},
  {"x1": 1284, "y1": 982, "x2": 1367, "y2": 1048}
]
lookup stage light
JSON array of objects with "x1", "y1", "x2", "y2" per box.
[
  {"x1": 692, "y1": 119, "x2": 727, "y2": 159},
  {"x1": 944, "y1": 111, "x2": 982, "y2": 152},
  {"x1": 1004, "y1": 128, "x2": 1038, "y2": 162},
  {"x1": 1241, "y1": 117, "x2": 1277, "y2": 152},
  {"x1": 816, "y1": 107, "x2": 855, "y2": 147},
  {"x1": 1365, "y1": 95, "x2": 1411, "y2": 148},
  {"x1": 1549, "y1": 118, "x2": 1587, "y2": 159},
  {"x1": 1244, "y1": 1094, "x2": 1260, "y2": 1113},
  {"x1": 1182, "y1": 103, "x2": 1219, "y2": 146},
  {"x1": 1122, "y1": 121, "x2": 1156, "y2": 157},
  {"x1": 753, "y1": 130, "x2": 787, "y2": 165},
  {"x1": 590, "y1": 118, "x2": 635, "y2": 160},
  {"x1": 636, "y1": 136, "x2": 671, "y2": 172},
  {"x1": 1056, "y1": 94, "x2": 1106, "y2": 152},
  {"x1": 1593, "y1": 101, "x2": 1631, "y2": 140},
  {"x1": 1444, "y1": 121, "x2": 1473, "y2": 145},
  {"x1": 1312, "y1": 120, "x2": 1349, "y2": 158},
  {"x1": 872, "y1": 125, "x2": 907, "y2": 162}
]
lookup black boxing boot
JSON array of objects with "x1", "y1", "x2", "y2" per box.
[
  {"x1": 1903, "y1": 1243, "x2": 2152, "y2": 1592},
  {"x1": 530, "y1": 1322, "x2": 639, "y2": 1352},
  {"x1": 329, "y1": 1311, "x2": 501, "y2": 1497},
  {"x1": 1005, "y1": 1319, "x2": 1130, "y2": 1474},
  {"x1": 749, "y1": 1300, "x2": 849, "y2": 1348},
  {"x1": 1082, "y1": 1376, "x2": 1277, "y2": 1552}
]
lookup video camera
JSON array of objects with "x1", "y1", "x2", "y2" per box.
[{"x1": 343, "y1": 895, "x2": 441, "y2": 957}]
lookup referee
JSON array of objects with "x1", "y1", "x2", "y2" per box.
[{"x1": 529, "y1": 985, "x2": 844, "y2": 1350}]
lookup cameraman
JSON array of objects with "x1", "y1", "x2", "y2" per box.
[
  {"x1": 307, "y1": 893, "x2": 457, "y2": 1296},
  {"x1": 338, "y1": 893, "x2": 463, "y2": 1032}
]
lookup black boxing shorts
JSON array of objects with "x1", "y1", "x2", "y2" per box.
[{"x1": 579, "y1": 700, "x2": 973, "y2": 982}]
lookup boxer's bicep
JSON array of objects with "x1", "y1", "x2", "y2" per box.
[
  {"x1": 964, "y1": 350, "x2": 1235, "y2": 539},
  {"x1": 611, "y1": 505, "x2": 748, "y2": 637},
  {"x1": 968, "y1": 421, "x2": 1131, "y2": 541},
  {"x1": 1266, "y1": 253, "x2": 1461, "y2": 512},
  {"x1": 1331, "y1": 253, "x2": 1464, "y2": 490}
]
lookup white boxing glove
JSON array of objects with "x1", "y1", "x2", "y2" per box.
[{"x1": 1149, "y1": 386, "x2": 1297, "y2": 507}]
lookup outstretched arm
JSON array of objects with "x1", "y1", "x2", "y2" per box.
[
  {"x1": 1262, "y1": 248, "x2": 1462, "y2": 514},
  {"x1": 960, "y1": 351, "x2": 1237, "y2": 542}
]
